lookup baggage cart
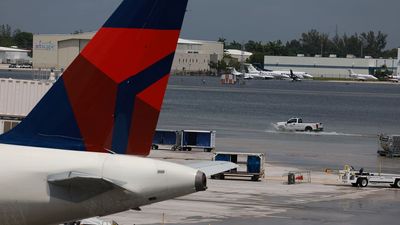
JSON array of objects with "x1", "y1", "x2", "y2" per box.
[{"x1": 211, "y1": 152, "x2": 265, "y2": 181}]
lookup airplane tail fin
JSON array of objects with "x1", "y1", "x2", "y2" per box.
[
  {"x1": 0, "y1": 0, "x2": 189, "y2": 156},
  {"x1": 247, "y1": 64, "x2": 259, "y2": 73},
  {"x1": 348, "y1": 69, "x2": 355, "y2": 75},
  {"x1": 289, "y1": 69, "x2": 295, "y2": 78}
]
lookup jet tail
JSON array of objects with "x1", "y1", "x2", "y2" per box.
[{"x1": 0, "y1": 0, "x2": 189, "y2": 156}]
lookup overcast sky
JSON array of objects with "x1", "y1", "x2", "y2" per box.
[{"x1": 1, "y1": 0, "x2": 399, "y2": 48}]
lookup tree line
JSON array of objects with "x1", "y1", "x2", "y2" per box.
[
  {"x1": 0, "y1": 24, "x2": 33, "y2": 51},
  {"x1": 219, "y1": 29, "x2": 399, "y2": 65}
]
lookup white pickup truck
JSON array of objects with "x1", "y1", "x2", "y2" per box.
[{"x1": 275, "y1": 118, "x2": 323, "y2": 132}]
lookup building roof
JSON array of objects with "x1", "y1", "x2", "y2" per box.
[
  {"x1": 178, "y1": 38, "x2": 202, "y2": 45},
  {"x1": 225, "y1": 49, "x2": 253, "y2": 57},
  {"x1": 0, "y1": 46, "x2": 30, "y2": 53}
]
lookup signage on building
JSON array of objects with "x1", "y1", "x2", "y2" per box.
[{"x1": 34, "y1": 41, "x2": 56, "y2": 51}]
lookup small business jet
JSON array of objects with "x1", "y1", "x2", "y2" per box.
[
  {"x1": 229, "y1": 67, "x2": 253, "y2": 79},
  {"x1": 348, "y1": 69, "x2": 378, "y2": 81},
  {"x1": 263, "y1": 67, "x2": 313, "y2": 80},
  {"x1": 0, "y1": 1, "x2": 235, "y2": 224},
  {"x1": 387, "y1": 75, "x2": 400, "y2": 82},
  {"x1": 245, "y1": 64, "x2": 275, "y2": 79}
]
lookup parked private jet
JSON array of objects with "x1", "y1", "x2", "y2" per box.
[
  {"x1": 263, "y1": 67, "x2": 313, "y2": 80},
  {"x1": 0, "y1": 1, "x2": 235, "y2": 225},
  {"x1": 229, "y1": 67, "x2": 253, "y2": 79},
  {"x1": 245, "y1": 64, "x2": 275, "y2": 79},
  {"x1": 348, "y1": 69, "x2": 378, "y2": 81},
  {"x1": 387, "y1": 75, "x2": 400, "y2": 82}
]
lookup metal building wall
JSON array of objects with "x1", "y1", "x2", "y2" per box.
[
  {"x1": 33, "y1": 33, "x2": 223, "y2": 72},
  {"x1": 265, "y1": 55, "x2": 398, "y2": 78},
  {"x1": 0, "y1": 79, "x2": 53, "y2": 118}
]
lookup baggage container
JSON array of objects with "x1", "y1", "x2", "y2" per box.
[
  {"x1": 378, "y1": 134, "x2": 400, "y2": 157},
  {"x1": 178, "y1": 130, "x2": 216, "y2": 152},
  {"x1": 151, "y1": 129, "x2": 179, "y2": 150},
  {"x1": 212, "y1": 152, "x2": 265, "y2": 181}
]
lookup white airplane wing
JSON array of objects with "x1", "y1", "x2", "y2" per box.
[
  {"x1": 48, "y1": 171, "x2": 130, "y2": 202},
  {"x1": 185, "y1": 161, "x2": 238, "y2": 177}
]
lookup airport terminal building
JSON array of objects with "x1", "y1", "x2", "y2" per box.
[
  {"x1": 32, "y1": 32, "x2": 223, "y2": 73},
  {"x1": 264, "y1": 50, "x2": 399, "y2": 78}
]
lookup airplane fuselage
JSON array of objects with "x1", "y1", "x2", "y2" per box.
[
  {"x1": 0, "y1": 144, "x2": 201, "y2": 225},
  {"x1": 350, "y1": 74, "x2": 378, "y2": 80}
]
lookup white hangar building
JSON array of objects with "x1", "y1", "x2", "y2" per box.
[
  {"x1": 32, "y1": 32, "x2": 223, "y2": 73},
  {"x1": 265, "y1": 50, "x2": 399, "y2": 78},
  {"x1": 0, "y1": 46, "x2": 31, "y2": 64}
]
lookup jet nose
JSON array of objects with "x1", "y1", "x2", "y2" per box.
[{"x1": 195, "y1": 170, "x2": 207, "y2": 192}]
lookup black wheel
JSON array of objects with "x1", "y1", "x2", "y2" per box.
[
  {"x1": 305, "y1": 127, "x2": 313, "y2": 132},
  {"x1": 358, "y1": 178, "x2": 368, "y2": 187},
  {"x1": 351, "y1": 183, "x2": 358, "y2": 187},
  {"x1": 394, "y1": 179, "x2": 400, "y2": 188},
  {"x1": 251, "y1": 175, "x2": 260, "y2": 181},
  {"x1": 204, "y1": 148, "x2": 213, "y2": 152}
]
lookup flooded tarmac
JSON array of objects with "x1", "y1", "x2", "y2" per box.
[{"x1": 159, "y1": 76, "x2": 400, "y2": 172}]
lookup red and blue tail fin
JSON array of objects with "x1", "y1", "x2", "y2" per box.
[{"x1": 0, "y1": 0, "x2": 189, "y2": 156}]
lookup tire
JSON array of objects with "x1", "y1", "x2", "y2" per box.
[
  {"x1": 204, "y1": 148, "x2": 213, "y2": 152},
  {"x1": 251, "y1": 175, "x2": 260, "y2": 182},
  {"x1": 305, "y1": 127, "x2": 313, "y2": 132},
  {"x1": 351, "y1": 183, "x2": 358, "y2": 187},
  {"x1": 394, "y1": 179, "x2": 400, "y2": 188},
  {"x1": 358, "y1": 178, "x2": 368, "y2": 187}
]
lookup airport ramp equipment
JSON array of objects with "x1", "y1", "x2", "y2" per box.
[
  {"x1": 152, "y1": 129, "x2": 179, "y2": 150},
  {"x1": 177, "y1": 130, "x2": 216, "y2": 152},
  {"x1": 378, "y1": 134, "x2": 400, "y2": 157},
  {"x1": 152, "y1": 129, "x2": 216, "y2": 152},
  {"x1": 211, "y1": 152, "x2": 265, "y2": 181}
]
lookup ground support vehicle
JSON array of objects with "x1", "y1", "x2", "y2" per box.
[
  {"x1": 211, "y1": 152, "x2": 265, "y2": 181},
  {"x1": 340, "y1": 167, "x2": 400, "y2": 188},
  {"x1": 275, "y1": 118, "x2": 323, "y2": 132}
]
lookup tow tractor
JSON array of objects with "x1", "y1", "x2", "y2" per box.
[{"x1": 340, "y1": 166, "x2": 400, "y2": 188}]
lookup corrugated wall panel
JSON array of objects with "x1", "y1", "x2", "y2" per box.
[{"x1": 0, "y1": 79, "x2": 53, "y2": 117}]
